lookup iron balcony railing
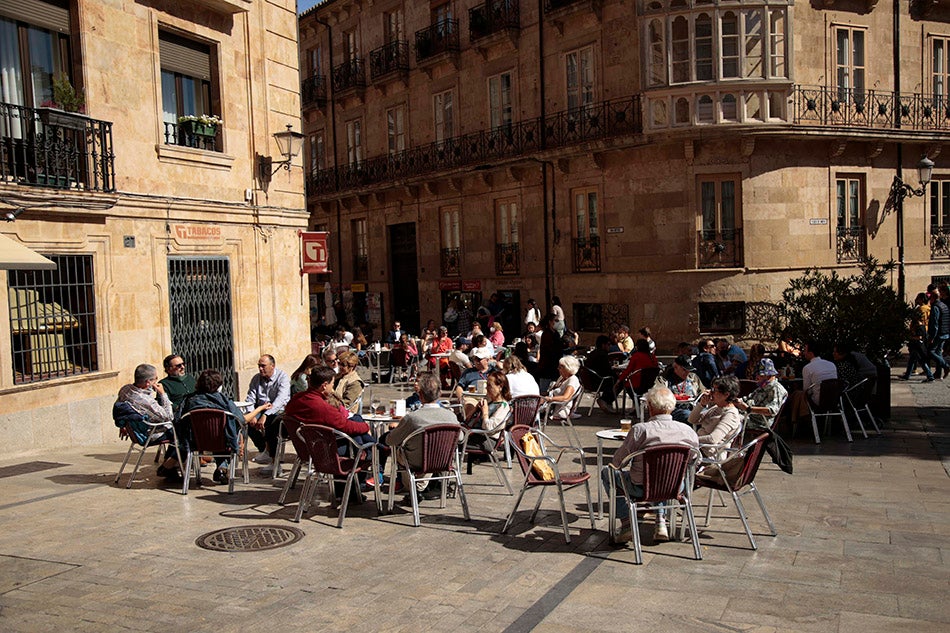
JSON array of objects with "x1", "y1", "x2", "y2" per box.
[
  {"x1": 416, "y1": 19, "x2": 460, "y2": 63},
  {"x1": 332, "y1": 58, "x2": 366, "y2": 93},
  {"x1": 572, "y1": 236, "x2": 601, "y2": 272},
  {"x1": 932, "y1": 226, "x2": 950, "y2": 259},
  {"x1": 441, "y1": 247, "x2": 461, "y2": 277},
  {"x1": 836, "y1": 226, "x2": 866, "y2": 263},
  {"x1": 495, "y1": 242, "x2": 520, "y2": 275},
  {"x1": 0, "y1": 103, "x2": 115, "y2": 192},
  {"x1": 697, "y1": 228, "x2": 743, "y2": 268},
  {"x1": 792, "y1": 85, "x2": 950, "y2": 130},
  {"x1": 470, "y1": 1, "x2": 520, "y2": 42},
  {"x1": 302, "y1": 74, "x2": 328, "y2": 109},
  {"x1": 307, "y1": 94, "x2": 642, "y2": 195},
  {"x1": 544, "y1": 0, "x2": 587, "y2": 13},
  {"x1": 163, "y1": 121, "x2": 220, "y2": 152},
  {"x1": 370, "y1": 41, "x2": 410, "y2": 80}
]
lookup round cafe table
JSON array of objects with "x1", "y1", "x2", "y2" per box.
[
  {"x1": 595, "y1": 428, "x2": 628, "y2": 519},
  {"x1": 363, "y1": 413, "x2": 395, "y2": 508}
]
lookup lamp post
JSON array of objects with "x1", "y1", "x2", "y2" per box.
[
  {"x1": 890, "y1": 155, "x2": 934, "y2": 302},
  {"x1": 258, "y1": 124, "x2": 305, "y2": 183}
]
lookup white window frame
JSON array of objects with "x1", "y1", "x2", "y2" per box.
[
  {"x1": 566, "y1": 46, "x2": 595, "y2": 112},
  {"x1": 433, "y1": 89, "x2": 455, "y2": 143},
  {"x1": 345, "y1": 118, "x2": 362, "y2": 166}
]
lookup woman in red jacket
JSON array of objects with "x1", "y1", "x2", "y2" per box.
[{"x1": 615, "y1": 338, "x2": 659, "y2": 397}]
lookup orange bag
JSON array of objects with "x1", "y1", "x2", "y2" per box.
[{"x1": 521, "y1": 432, "x2": 555, "y2": 481}]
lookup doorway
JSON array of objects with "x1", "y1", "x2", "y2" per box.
[
  {"x1": 168, "y1": 256, "x2": 236, "y2": 397},
  {"x1": 388, "y1": 223, "x2": 419, "y2": 333}
]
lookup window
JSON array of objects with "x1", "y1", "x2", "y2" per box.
[
  {"x1": 159, "y1": 30, "x2": 220, "y2": 151},
  {"x1": 441, "y1": 205, "x2": 461, "y2": 276},
  {"x1": 671, "y1": 16, "x2": 690, "y2": 83},
  {"x1": 835, "y1": 26, "x2": 865, "y2": 105},
  {"x1": 932, "y1": 36, "x2": 950, "y2": 105},
  {"x1": 352, "y1": 218, "x2": 368, "y2": 280},
  {"x1": 744, "y1": 10, "x2": 763, "y2": 78},
  {"x1": 433, "y1": 89, "x2": 455, "y2": 142},
  {"x1": 387, "y1": 105, "x2": 406, "y2": 155},
  {"x1": 308, "y1": 45, "x2": 324, "y2": 76},
  {"x1": 769, "y1": 10, "x2": 785, "y2": 78},
  {"x1": 699, "y1": 302, "x2": 745, "y2": 334},
  {"x1": 931, "y1": 180, "x2": 950, "y2": 258},
  {"x1": 0, "y1": 2, "x2": 73, "y2": 109},
  {"x1": 835, "y1": 175, "x2": 865, "y2": 262},
  {"x1": 432, "y1": 2, "x2": 453, "y2": 27},
  {"x1": 698, "y1": 175, "x2": 741, "y2": 267},
  {"x1": 345, "y1": 118, "x2": 362, "y2": 166},
  {"x1": 572, "y1": 188, "x2": 601, "y2": 272},
  {"x1": 385, "y1": 9, "x2": 404, "y2": 43},
  {"x1": 695, "y1": 14, "x2": 713, "y2": 81},
  {"x1": 489, "y1": 72, "x2": 513, "y2": 131},
  {"x1": 8, "y1": 254, "x2": 98, "y2": 384},
  {"x1": 647, "y1": 19, "x2": 667, "y2": 87},
  {"x1": 720, "y1": 12, "x2": 739, "y2": 79},
  {"x1": 495, "y1": 198, "x2": 519, "y2": 275},
  {"x1": 566, "y1": 47, "x2": 594, "y2": 112},
  {"x1": 309, "y1": 131, "x2": 325, "y2": 173},
  {"x1": 344, "y1": 29, "x2": 360, "y2": 61}
]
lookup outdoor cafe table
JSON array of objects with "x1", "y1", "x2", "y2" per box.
[
  {"x1": 429, "y1": 352, "x2": 451, "y2": 381},
  {"x1": 595, "y1": 428, "x2": 628, "y2": 519},
  {"x1": 363, "y1": 412, "x2": 394, "y2": 507}
]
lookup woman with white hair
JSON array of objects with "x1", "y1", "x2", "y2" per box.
[{"x1": 543, "y1": 355, "x2": 581, "y2": 420}]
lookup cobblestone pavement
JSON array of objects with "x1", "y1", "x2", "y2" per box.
[{"x1": 0, "y1": 373, "x2": 947, "y2": 632}]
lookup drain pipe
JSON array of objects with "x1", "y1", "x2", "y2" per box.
[
  {"x1": 893, "y1": 0, "x2": 905, "y2": 301},
  {"x1": 314, "y1": 16, "x2": 343, "y2": 289}
]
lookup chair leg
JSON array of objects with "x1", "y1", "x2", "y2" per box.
[
  {"x1": 555, "y1": 480, "x2": 571, "y2": 544},
  {"x1": 181, "y1": 453, "x2": 194, "y2": 495},
  {"x1": 839, "y1": 407, "x2": 854, "y2": 442},
  {"x1": 583, "y1": 480, "x2": 595, "y2": 530},
  {"x1": 810, "y1": 410, "x2": 821, "y2": 444},
  {"x1": 408, "y1": 471, "x2": 421, "y2": 527},
  {"x1": 503, "y1": 433, "x2": 512, "y2": 469},
  {"x1": 293, "y1": 472, "x2": 315, "y2": 522},
  {"x1": 683, "y1": 494, "x2": 703, "y2": 561},
  {"x1": 228, "y1": 457, "x2": 236, "y2": 494},
  {"x1": 387, "y1": 460, "x2": 398, "y2": 513},
  {"x1": 749, "y1": 483, "x2": 777, "y2": 536},
  {"x1": 630, "y1": 502, "x2": 643, "y2": 565},
  {"x1": 115, "y1": 443, "x2": 136, "y2": 486},
  {"x1": 731, "y1": 490, "x2": 758, "y2": 550},
  {"x1": 127, "y1": 441, "x2": 152, "y2": 489},
  {"x1": 488, "y1": 452, "x2": 513, "y2": 494},
  {"x1": 278, "y1": 458, "x2": 302, "y2": 505},
  {"x1": 703, "y1": 488, "x2": 714, "y2": 526},
  {"x1": 337, "y1": 472, "x2": 357, "y2": 528},
  {"x1": 529, "y1": 487, "x2": 547, "y2": 523},
  {"x1": 502, "y1": 485, "x2": 528, "y2": 534},
  {"x1": 455, "y1": 470, "x2": 471, "y2": 521}
]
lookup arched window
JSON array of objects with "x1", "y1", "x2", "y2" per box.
[
  {"x1": 647, "y1": 19, "x2": 667, "y2": 87},
  {"x1": 722, "y1": 94, "x2": 737, "y2": 121},
  {"x1": 698, "y1": 94, "x2": 714, "y2": 123},
  {"x1": 652, "y1": 99, "x2": 669, "y2": 127},
  {"x1": 675, "y1": 97, "x2": 691, "y2": 124}
]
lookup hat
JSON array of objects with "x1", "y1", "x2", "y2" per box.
[
  {"x1": 455, "y1": 337, "x2": 471, "y2": 347},
  {"x1": 472, "y1": 347, "x2": 493, "y2": 360},
  {"x1": 755, "y1": 358, "x2": 779, "y2": 377}
]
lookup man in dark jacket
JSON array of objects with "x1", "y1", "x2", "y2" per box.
[
  {"x1": 928, "y1": 293, "x2": 950, "y2": 379},
  {"x1": 692, "y1": 339, "x2": 721, "y2": 388}
]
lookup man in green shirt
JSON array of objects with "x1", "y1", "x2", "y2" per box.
[{"x1": 159, "y1": 354, "x2": 195, "y2": 412}]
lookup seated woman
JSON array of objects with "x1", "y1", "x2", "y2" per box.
[
  {"x1": 488, "y1": 322, "x2": 505, "y2": 350},
  {"x1": 735, "y1": 359, "x2": 788, "y2": 432},
  {"x1": 503, "y1": 355, "x2": 540, "y2": 398},
  {"x1": 177, "y1": 369, "x2": 270, "y2": 484},
  {"x1": 735, "y1": 343, "x2": 765, "y2": 380},
  {"x1": 661, "y1": 354, "x2": 707, "y2": 423},
  {"x1": 543, "y1": 356, "x2": 581, "y2": 420},
  {"x1": 425, "y1": 326, "x2": 453, "y2": 372},
  {"x1": 332, "y1": 351, "x2": 365, "y2": 416},
  {"x1": 290, "y1": 353, "x2": 322, "y2": 395},
  {"x1": 614, "y1": 338, "x2": 659, "y2": 399},
  {"x1": 398, "y1": 332, "x2": 419, "y2": 359},
  {"x1": 466, "y1": 372, "x2": 512, "y2": 452},
  {"x1": 687, "y1": 375, "x2": 743, "y2": 460},
  {"x1": 351, "y1": 327, "x2": 369, "y2": 357}
]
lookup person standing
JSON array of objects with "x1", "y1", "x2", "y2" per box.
[
  {"x1": 524, "y1": 299, "x2": 541, "y2": 329},
  {"x1": 901, "y1": 293, "x2": 934, "y2": 381},
  {"x1": 246, "y1": 354, "x2": 291, "y2": 473},
  {"x1": 550, "y1": 296, "x2": 566, "y2": 337},
  {"x1": 927, "y1": 291, "x2": 950, "y2": 380},
  {"x1": 159, "y1": 354, "x2": 195, "y2": 413},
  {"x1": 538, "y1": 313, "x2": 562, "y2": 392}
]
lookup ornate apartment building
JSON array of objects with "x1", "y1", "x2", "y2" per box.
[
  {"x1": 300, "y1": 0, "x2": 949, "y2": 343},
  {"x1": 0, "y1": 0, "x2": 308, "y2": 459}
]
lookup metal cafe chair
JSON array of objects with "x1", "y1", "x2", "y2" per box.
[{"x1": 179, "y1": 408, "x2": 244, "y2": 494}]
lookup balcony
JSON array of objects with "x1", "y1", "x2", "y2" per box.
[
  {"x1": 572, "y1": 236, "x2": 601, "y2": 273},
  {"x1": 0, "y1": 103, "x2": 115, "y2": 192},
  {"x1": 470, "y1": 1, "x2": 520, "y2": 43},
  {"x1": 302, "y1": 74, "x2": 327, "y2": 109},
  {"x1": 163, "y1": 121, "x2": 220, "y2": 152},
  {"x1": 370, "y1": 41, "x2": 409, "y2": 82},
  {"x1": 793, "y1": 85, "x2": 950, "y2": 130},
  {"x1": 353, "y1": 254, "x2": 368, "y2": 280},
  {"x1": 835, "y1": 226, "x2": 866, "y2": 264},
  {"x1": 932, "y1": 226, "x2": 950, "y2": 259},
  {"x1": 331, "y1": 59, "x2": 366, "y2": 94},
  {"x1": 441, "y1": 247, "x2": 461, "y2": 277},
  {"x1": 415, "y1": 20, "x2": 460, "y2": 64},
  {"x1": 697, "y1": 228, "x2": 743, "y2": 268},
  {"x1": 495, "y1": 242, "x2": 520, "y2": 275}
]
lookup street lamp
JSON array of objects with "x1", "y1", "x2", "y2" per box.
[
  {"x1": 890, "y1": 155, "x2": 935, "y2": 301},
  {"x1": 258, "y1": 124, "x2": 305, "y2": 184}
]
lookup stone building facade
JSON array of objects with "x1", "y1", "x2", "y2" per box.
[
  {"x1": 300, "y1": 0, "x2": 949, "y2": 345},
  {"x1": 0, "y1": 0, "x2": 308, "y2": 459}
]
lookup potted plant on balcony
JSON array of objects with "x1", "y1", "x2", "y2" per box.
[
  {"x1": 178, "y1": 114, "x2": 223, "y2": 139},
  {"x1": 37, "y1": 74, "x2": 88, "y2": 130}
]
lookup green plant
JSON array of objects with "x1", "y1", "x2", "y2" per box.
[
  {"x1": 177, "y1": 114, "x2": 223, "y2": 126},
  {"x1": 41, "y1": 74, "x2": 85, "y2": 113},
  {"x1": 779, "y1": 258, "x2": 911, "y2": 362}
]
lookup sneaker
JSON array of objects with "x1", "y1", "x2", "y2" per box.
[
  {"x1": 212, "y1": 467, "x2": 229, "y2": 485},
  {"x1": 654, "y1": 519, "x2": 669, "y2": 542},
  {"x1": 897, "y1": 375, "x2": 910, "y2": 381},
  {"x1": 924, "y1": 377, "x2": 936, "y2": 383},
  {"x1": 252, "y1": 452, "x2": 272, "y2": 465}
]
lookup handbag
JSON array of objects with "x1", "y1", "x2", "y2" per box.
[{"x1": 521, "y1": 432, "x2": 555, "y2": 481}]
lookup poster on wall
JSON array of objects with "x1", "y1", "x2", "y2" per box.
[{"x1": 367, "y1": 292, "x2": 382, "y2": 328}]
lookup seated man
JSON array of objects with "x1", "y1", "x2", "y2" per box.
[
  {"x1": 788, "y1": 340, "x2": 838, "y2": 423},
  {"x1": 386, "y1": 372, "x2": 460, "y2": 501},
  {"x1": 601, "y1": 386, "x2": 699, "y2": 543},
  {"x1": 455, "y1": 347, "x2": 494, "y2": 418},
  {"x1": 585, "y1": 335, "x2": 617, "y2": 413},
  {"x1": 387, "y1": 320, "x2": 404, "y2": 344},
  {"x1": 177, "y1": 369, "x2": 271, "y2": 484},
  {"x1": 246, "y1": 354, "x2": 291, "y2": 474},
  {"x1": 158, "y1": 354, "x2": 195, "y2": 413},
  {"x1": 691, "y1": 339, "x2": 721, "y2": 388},
  {"x1": 115, "y1": 363, "x2": 176, "y2": 477}
]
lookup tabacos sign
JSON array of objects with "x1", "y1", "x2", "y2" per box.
[{"x1": 300, "y1": 231, "x2": 331, "y2": 274}]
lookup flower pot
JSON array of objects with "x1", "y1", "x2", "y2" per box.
[
  {"x1": 179, "y1": 120, "x2": 218, "y2": 138},
  {"x1": 36, "y1": 107, "x2": 89, "y2": 131}
]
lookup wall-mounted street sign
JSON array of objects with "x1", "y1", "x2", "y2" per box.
[{"x1": 809, "y1": 218, "x2": 829, "y2": 225}]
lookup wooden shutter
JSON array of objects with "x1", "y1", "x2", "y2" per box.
[
  {"x1": 159, "y1": 31, "x2": 211, "y2": 80},
  {"x1": 0, "y1": 0, "x2": 70, "y2": 33}
]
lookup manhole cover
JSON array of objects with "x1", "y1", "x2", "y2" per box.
[{"x1": 195, "y1": 525, "x2": 304, "y2": 552}]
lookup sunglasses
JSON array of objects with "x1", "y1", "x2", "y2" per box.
[{"x1": 171, "y1": 362, "x2": 185, "y2": 369}]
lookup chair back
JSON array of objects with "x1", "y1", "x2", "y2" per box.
[
  {"x1": 634, "y1": 367, "x2": 662, "y2": 395},
  {"x1": 296, "y1": 424, "x2": 348, "y2": 478},
  {"x1": 577, "y1": 366, "x2": 603, "y2": 392},
  {"x1": 608, "y1": 351, "x2": 627, "y2": 365},
  {"x1": 401, "y1": 423, "x2": 462, "y2": 474},
  {"x1": 638, "y1": 444, "x2": 694, "y2": 503},
  {"x1": 508, "y1": 424, "x2": 543, "y2": 483},
  {"x1": 509, "y1": 395, "x2": 543, "y2": 426},
  {"x1": 816, "y1": 378, "x2": 844, "y2": 411},
  {"x1": 391, "y1": 347, "x2": 410, "y2": 368},
  {"x1": 845, "y1": 377, "x2": 873, "y2": 406},
  {"x1": 282, "y1": 416, "x2": 310, "y2": 462},
  {"x1": 186, "y1": 408, "x2": 233, "y2": 454},
  {"x1": 738, "y1": 379, "x2": 758, "y2": 398},
  {"x1": 730, "y1": 432, "x2": 771, "y2": 489}
]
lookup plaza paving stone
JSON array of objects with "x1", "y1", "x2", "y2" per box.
[{"x1": 0, "y1": 372, "x2": 947, "y2": 632}]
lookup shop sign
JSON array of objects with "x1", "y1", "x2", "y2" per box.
[{"x1": 300, "y1": 231, "x2": 331, "y2": 274}]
